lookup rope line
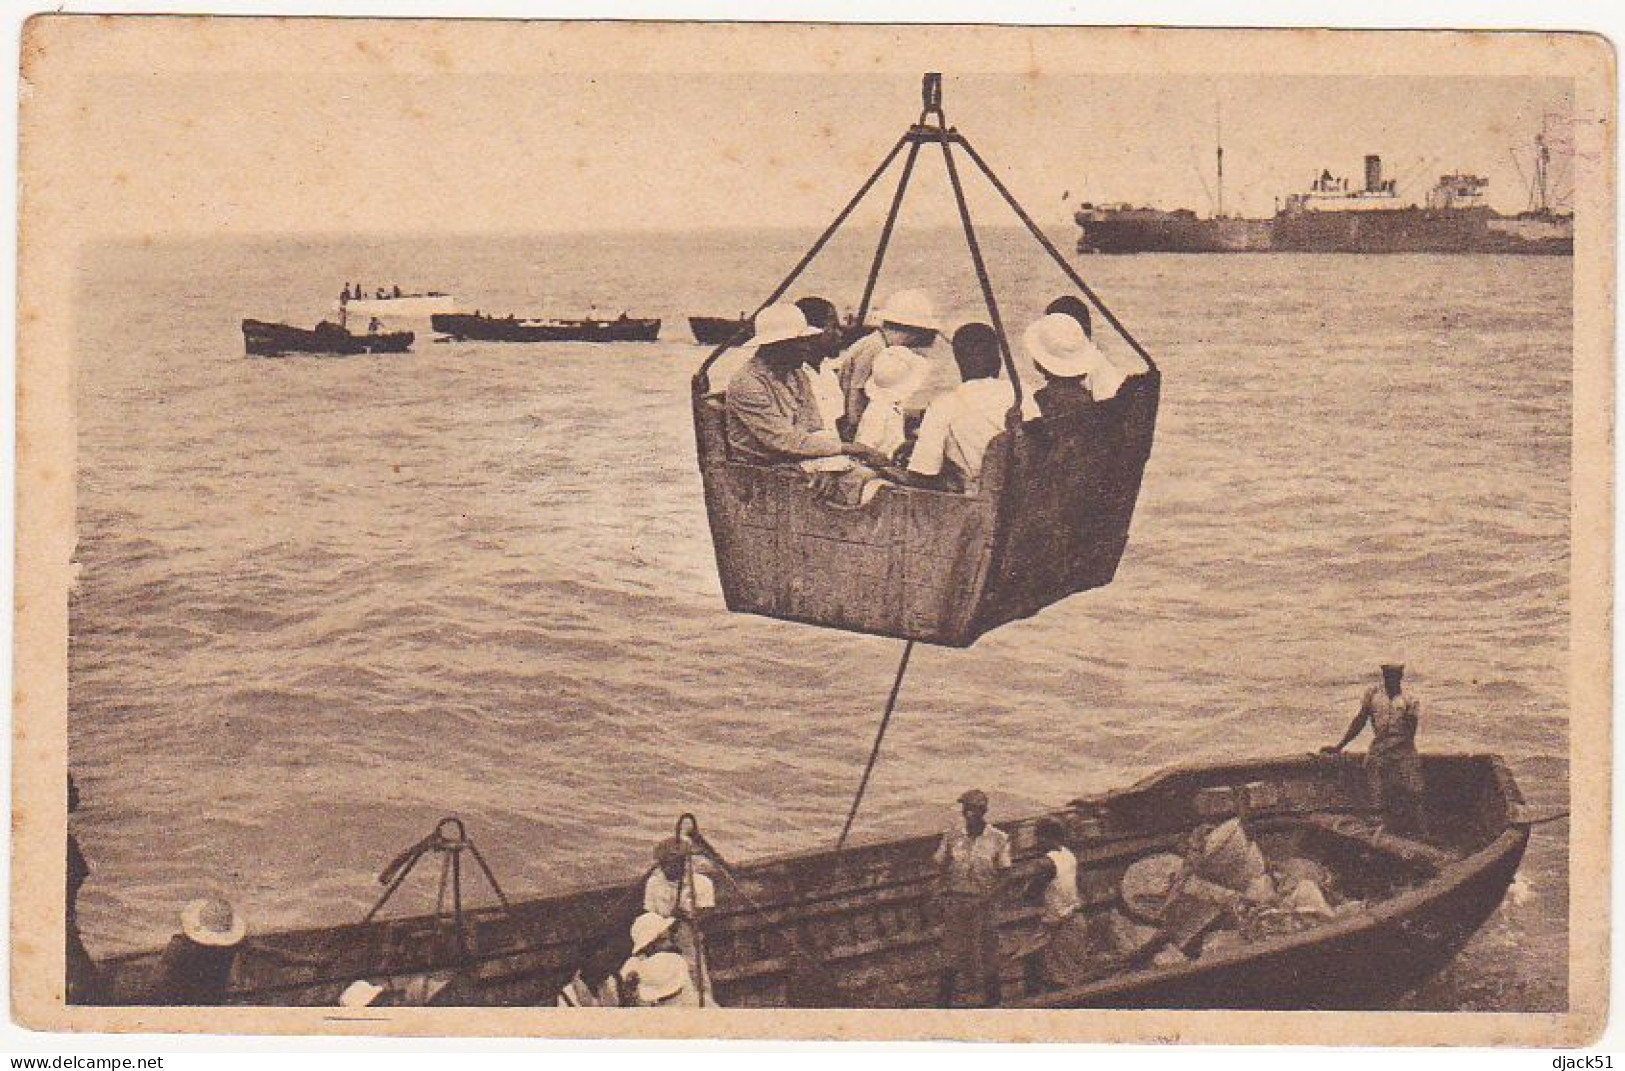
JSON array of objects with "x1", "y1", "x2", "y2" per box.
[
  {"x1": 956, "y1": 137, "x2": 1160, "y2": 373},
  {"x1": 693, "y1": 133, "x2": 910, "y2": 390},
  {"x1": 835, "y1": 641, "x2": 916, "y2": 851},
  {"x1": 856, "y1": 139, "x2": 923, "y2": 325},
  {"x1": 935, "y1": 130, "x2": 1024, "y2": 421}
]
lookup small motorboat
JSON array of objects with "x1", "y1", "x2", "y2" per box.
[
  {"x1": 241, "y1": 319, "x2": 413, "y2": 358},
  {"x1": 86, "y1": 752, "x2": 1532, "y2": 1009},
  {"x1": 431, "y1": 313, "x2": 661, "y2": 343}
]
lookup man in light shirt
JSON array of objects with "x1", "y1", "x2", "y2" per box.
[
  {"x1": 903, "y1": 322, "x2": 1017, "y2": 493},
  {"x1": 643, "y1": 837, "x2": 717, "y2": 1004},
  {"x1": 934, "y1": 788, "x2": 1012, "y2": 1007}
]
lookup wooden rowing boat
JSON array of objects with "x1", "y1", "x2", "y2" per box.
[{"x1": 87, "y1": 752, "x2": 1530, "y2": 1009}]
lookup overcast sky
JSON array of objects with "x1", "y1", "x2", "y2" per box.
[{"x1": 67, "y1": 66, "x2": 1573, "y2": 236}]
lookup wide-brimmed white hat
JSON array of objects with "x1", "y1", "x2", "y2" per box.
[
  {"x1": 1023, "y1": 313, "x2": 1098, "y2": 378},
  {"x1": 636, "y1": 951, "x2": 691, "y2": 1004},
  {"x1": 629, "y1": 911, "x2": 675, "y2": 954},
  {"x1": 181, "y1": 897, "x2": 247, "y2": 947},
  {"x1": 864, "y1": 346, "x2": 928, "y2": 400},
  {"x1": 877, "y1": 290, "x2": 939, "y2": 332},
  {"x1": 752, "y1": 304, "x2": 822, "y2": 348},
  {"x1": 339, "y1": 979, "x2": 385, "y2": 1007}
]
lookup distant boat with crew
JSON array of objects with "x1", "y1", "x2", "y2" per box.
[
  {"x1": 241, "y1": 318, "x2": 414, "y2": 357},
  {"x1": 336, "y1": 284, "x2": 457, "y2": 320},
  {"x1": 431, "y1": 311, "x2": 662, "y2": 343}
]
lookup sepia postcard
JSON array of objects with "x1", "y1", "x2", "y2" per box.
[{"x1": 11, "y1": 17, "x2": 1615, "y2": 1044}]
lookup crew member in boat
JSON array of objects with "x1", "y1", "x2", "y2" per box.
[
  {"x1": 934, "y1": 788, "x2": 1012, "y2": 1007},
  {"x1": 832, "y1": 290, "x2": 951, "y2": 437},
  {"x1": 644, "y1": 837, "x2": 716, "y2": 1004},
  {"x1": 724, "y1": 303, "x2": 889, "y2": 471},
  {"x1": 898, "y1": 323, "x2": 1015, "y2": 494},
  {"x1": 150, "y1": 897, "x2": 248, "y2": 1005},
  {"x1": 1016, "y1": 817, "x2": 1094, "y2": 993},
  {"x1": 1322, "y1": 663, "x2": 1426, "y2": 835}
]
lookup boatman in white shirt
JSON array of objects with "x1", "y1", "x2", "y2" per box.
[
  {"x1": 1322, "y1": 663, "x2": 1426, "y2": 835},
  {"x1": 1017, "y1": 816, "x2": 1094, "y2": 993},
  {"x1": 902, "y1": 323, "x2": 1019, "y2": 494},
  {"x1": 934, "y1": 788, "x2": 1012, "y2": 1007},
  {"x1": 644, "y1": 837, "x2": 717, "y2": 1005}
]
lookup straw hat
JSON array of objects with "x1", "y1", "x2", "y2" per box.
[
  {"x1": 752, "y1": 304, "x2": 822, "y2": 348},
  {"x1": 629, "y1": 911, "x2": 675, "y2": 954},
  {"x1": 877, "y1": 290, "x2": 939, "y2": 332},
  {"x1": 864, "y1": 346, "x2": 928, "y2": 400},
  {"x1": 1023, "y1": 313, "x2": 1096, "y2": 378},
  {"x1": 180, "y1": 898, "x2": 247, "y2": 947},
  {"x1": 338, "y1": 979, "x2": 385, "y2": 1007},
  {"x1": 636, "y1": 951, "x2": 691, "y2": 1004}
]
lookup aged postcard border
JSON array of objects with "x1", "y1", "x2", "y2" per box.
[{"x1": 11, "y1": 17, "x2": 1615, "y2": 1042}]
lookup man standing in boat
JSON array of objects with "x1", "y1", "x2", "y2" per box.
[
  {"x1": 934, "y1": 788, "x2": 1012, "y2": 1007},
  {"x1": 1322, "y1": 663, "x2": 1426, "y2": 835},
  {"x1": 644, "y1": 836, "x2": 716, "y2": 1005}
]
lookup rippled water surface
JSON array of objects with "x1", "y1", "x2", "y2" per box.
[{"x1": 70, "y1": 231, "x2": 1571, "y2": 1009}]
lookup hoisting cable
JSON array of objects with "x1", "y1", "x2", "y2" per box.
[
  {"x1": 955, "y1": 137, "x2": 1159, "y2": 373},
  {"x1": 834, "y1": 640, "x2": 916, "y2": 851},
  {"x1": 856, "y1": 141, "x2": 923, "y2": 325},
  {"x1": 693, "y1": 133, "x2": 912, "y2": 390}
]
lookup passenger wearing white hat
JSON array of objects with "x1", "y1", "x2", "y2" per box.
[
  {"x1": 855, "y1": 345, "x2": 929, "y2": 459},
  {"x1": 632, "y1": 950, "x2": 701, "y2": 1007},
  {"x1": 1023, "y1": 312, "x2": 1128, "y2": 415},
  {"x1": 151, "y1": 897, "x2": 248, "y2": 1005},
  {"x1": 833, "y1": 289, "x2": 951, "y2": 434},
  {"x1": 724, "y1": 303, "x2": 890, "y2": 469}
]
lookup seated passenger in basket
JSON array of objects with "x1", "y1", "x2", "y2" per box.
[
  {"x1": 1024, "y1": 313, "x2": 1128, "y2": 418},
  {"x1": 724, "y1": 303, "x2": 888, "y2": 470},
  {"x1": 832, "y1": 289, "x2": 953, "y2": 438},
  {"x1": 795, "y1": 296, "x2": 847, "y2": 433},
  {"x1": 855, "y1": 345, "x2": 929, "y2": 462},
  {"x1": 899, "y1": 322, "x2": 1014, "y2": 493}
]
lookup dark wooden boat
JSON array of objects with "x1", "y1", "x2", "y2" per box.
[
  {"x1": 689, "y1": 315, "x2": 753, "y2": 346},
  {"x1": 87, "y1": 753, "x2": 1529, "y2": 1009},
  {"x1": 242, "y1": 319, "x2": 413, "y2": 357},
  {"x1": 431, "y1": 313, "x2": 661, "y2": 343}
]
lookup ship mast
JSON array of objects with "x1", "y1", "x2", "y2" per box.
[
  {"x1": 1530, "y1": 132, "x2": 1551, "y2": 214},
  {"x1": 1215, "y1": 101, "x2": 1225, "y2": 218}
]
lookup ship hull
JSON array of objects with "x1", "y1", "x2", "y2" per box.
[
  {"x1": 1076, "y1": 208, "x2": 1572, "y2": 255},
  {"x1": 1077, "y1": 214, "x2": 1273, "y2": 254},
  {"x1": 1272, "y1": 208, "x2": 1572, "y2": 254}
]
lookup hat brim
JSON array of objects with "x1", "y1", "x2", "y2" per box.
[
  {"x1": 753, "y1": 325, "x2": 823, "y2": 349},
  {"x1": 880, "y1": 317, "x2": 940, "y2": 334},
  {"x1": 181, "y1": 901, "x2": 247, "y2": 946},
  {"x1": 630, "y1": 917, "x2": 676, "y2": 953}
]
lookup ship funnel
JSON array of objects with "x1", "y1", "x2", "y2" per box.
[{"x1": 1364, "y1": 154, "x2": 1384, "y2": 193}]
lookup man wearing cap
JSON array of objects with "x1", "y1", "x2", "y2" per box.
[
  {"x1": 725, "y1": 303, "x2": 889, "y2": 470},
  {"x1": 902, "y1": 322, "x2": 1015, "y2": 493},
  {"x1": 1322, "y1": 664, "x2": 1426, "y2": 835},
  {"x1": 934, "y1": 788, "x2": 1013, "y2": 1006}
]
